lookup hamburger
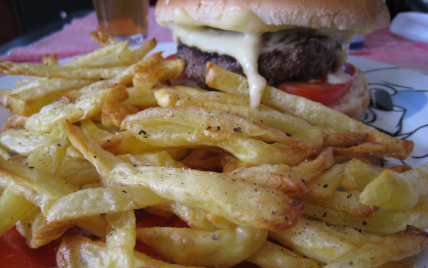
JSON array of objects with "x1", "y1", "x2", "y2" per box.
[{"x1": 155, "y1": 0, "x2": 390, "y2": 120}]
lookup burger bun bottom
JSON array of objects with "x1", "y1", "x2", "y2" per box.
[{"x1": 328, "y1": 66, "x2": 370, "y2": 120}]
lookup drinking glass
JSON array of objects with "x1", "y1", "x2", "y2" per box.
[{"x1": 93, "y1": 0, "x2": 149, "y2": 43}]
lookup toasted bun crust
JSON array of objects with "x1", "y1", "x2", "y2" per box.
[
  {"x1": 329, "y1": 67, "x2": 370, "y2": 120},
  {"x1": 156, "y1": 0, "x2": 390, "y2": 33}
]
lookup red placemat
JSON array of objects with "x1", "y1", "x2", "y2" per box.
[
  {"x1": 350, "y1": 28, "x2": 428, "y2": 75},
  {"x1": 0, "y1": 7, "x2": 173, "y2": 63}
]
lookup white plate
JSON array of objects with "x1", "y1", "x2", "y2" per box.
[{"x1": 1, "y1": 42, "x2": 428, "y2": 266}]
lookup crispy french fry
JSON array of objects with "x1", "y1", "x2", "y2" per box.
[
  {"x1": 80, "y1": 119, "x2": 111, "y2": 144},
  {"x1": 0, "y1": 145, "x2": 10, "y2": 160},
  {"x1": 122, "y1": 86, "x2": 158, "y2": 108},
  {"x1": 306, "y1": 164, "x2": 345, "y2": 199},
  {"x1": 156, "y1": 59, "x2": 186, "y2": 80},
  {"x1": 118, "y1": 151, "x2": 183, "y2": 168},
  {"x1": 105, "y1": 210, "x2": 136, "y2": 268},
  {"x1": 101, "y1": 130, "x2": 163, "y2": 155},
  {"x1": 0, "y1": 189, "x2": 34, "y2": 236},
  {"x1": 65, "y1": 41, "x2": 128, "y2": 68},
  {"x1": 42, "y1": 54, "x2": 59, "y2": 66},
  {"x1": 67, "y1": 121, "x2": 305, "y2": 231},
  {"x1": 136, "y1": 225, "x2": 267, "y2": 267},
  {"x1": 56, "y1": 235, "x2": 202, "y2": 268},
  {"x1": 247, "y1": 241, "x2": 322, "y2": 268},
  {"x1": 8, "y1": 78, "x2": 93, "y2": 116},
  {"x1": 42, "y1": 185, "x2": 169, "y2": 224},
  {"x1": 299, "y1": 190, "x2": 379, "y2": 217},
  {"x1": 56, "y1": 157, "x2": 99, "y2": 187},
  {"x1": 0, "y1": 129, "x2": 49, "y2": 155},
  {"x1": 325, "y1": 227, "x2": 428, "y2": 268},
  {"x1": 161, "y1": 201, "x2": 223, "y2": 231},
  {"x1": 359, "y1": 162, "x2": 428, "y2": 210},
  {"x1": 66, "y1": 51, "x2": 164, "y2": 100},
  {"x1": 25, "y1": 85, "x2": 129, "y2": 133},
  {"x1": 133, "y1": 65, "x2": 165, "y2": 88},
  {"x1": 101, "y1": 101, "x2": 139, "y2": 128},
  {"x1": 126, "y1": 124, "x2": 311, "y2": 166},
  {"x1": 2, "y1": 114, "x2": 27, "y2": 130},
  {"x1": 205, "y1": 62, "x2": 413, "y2": 160},
  {"x1": 16, "y1": 206, "x2": 74, "y2": 248},
  {"x1": 90, "y1": 28, "x2": 119, "y2": 46},
  {"x1": 0, "y1": 157, "x2": 75, "y2": 207},
  {"x1": 25, "y1": 123, "x2": 70, "y2": 174},
  {"x1": 304, "y1": 200, "x2": 428, "y2": 235},
  {"x1": 0, "y1": 61, "x2": 127, "y2": 80},
  {"x1": 269, "y1": 216, "x2": 382, "y2": 264}
]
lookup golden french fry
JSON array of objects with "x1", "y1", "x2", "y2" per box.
[
  {"x1": 306, "y1": 164, "x2": 345, "y2": 199},
  {"x1": 225, "y1": 163, "x2": 308, "y2": 195},
  {"x1": 25, "y1": 85, "x2": 129, "y2": 133},
  {"x1": 105, "y1": 210, "x2": 136, "y2": 268},
  {"x1": 154, "y1": 202, "x2": 221, "y2": 231},
  {"x1": 122, "y1": 86, "x2": 158, "y2": 109},
  {"x1": 16, "y1": 206, "x2": 74, "y2": 248},
  {"x1": 2, "y1": 114, "x2": 27, "y2": 130},
  {"x1": 0, "y1": 61, "x2": 127, "y2": 80},
  {"x1": 341, "y1": 158, "x2": 383, "y2": 191},
  {"x1": 66, "y1": 51, "x2": 164, "y2": 100},
  {"x1": 269, "y1": 216, "x2": 382, "y2": 264},
  {"x1": 325, "y1": 227, "x2": 428, "y2": 268},
  {"x1": 133, "y1": 65, "x2": 165, "y2": 88},
  {"x1": 0, "y1": 157, "x2": 76, "y2": 207},
  {"x1": 0, "y1": 129, "x2": 49, "y2": 155},
  {"x1": 42, "y1": 185, "x2": 169, "y2": 224},
  {"x1": 136, "y1": 225, "x2": 267, "y2": 267},
  {"x1": 8, "y1": 78, "x2": 93, "y2": 116},
  {"x1": 101, "y1": 130, "x2": 162, "y2": 155},
  {"x1": 56, "y1": 157, "x2": 99, "y2": 187},
  {"x1": 25, "y1": 123, "x2": 70, "y2": 174},
  {"x1": 0, "y1": 189, "x2": 34, "y2": 236},
  {"x1": 126, "y1": 124, "x2": 311, "y2": 166},
  {"x1": 80, "y1": 119, "x2": 111, "y2": 144},
  {"x1": 160, "y1": 88, "x2": 367, "y2": 149},
  {"x1": 65, "y1": 41, "x2": 128, "y2": 68},
  {"x1": 56, "y1": 235, "x2": 202, "y2": 268},
  {"x1": 67, "y1": 121, "x2": 305, "y2": 231},
  {"x1": 0, "y1": 145, "x2": 10, "y2": 160},
  {"x1": 90, "y1": 28, "x2": 119, "y2": 46},
  {"x1": 156, "y1": 59, "x2": 186, "y2": 80},
  {"x1": 42, "y1": 54, "x2": 59, "y2": 66},
  {"x1": 101, "y1": 101, "x2": 139, "y2": 128},
  {"x1": 304, "y1": 200, "x2": 428, "y2": 235},
  {"x1": 205, "y1": 62, "x2": 413, "y2": 160},
  {"x1": 247, "y1": 241, "x2": 322, "y2": 268},
  {"x1": 118, "y1": 151, "x2": 183, "y2": 168},
  {"x1": 299, "y1": 190, "x2": 379, "y2": 217},
  {"x1": 359, "y1": 162, "x2": 428, "y2": 210}
]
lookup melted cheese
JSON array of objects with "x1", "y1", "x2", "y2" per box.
[
  {"x1": 158, "y1": 8, "x2": 357, "y2": 107},
  {"x1": 327, "y1": 67, "x2": 353, "y2": 84},
  {"x1": 169, "y1": 23, "x2": 266, "y2": 107}
]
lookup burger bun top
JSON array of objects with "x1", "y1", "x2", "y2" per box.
[{"x1": 156, "y1": 0, "x2": 390, "y2": 34}]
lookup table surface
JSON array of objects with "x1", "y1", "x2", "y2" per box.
[{"x1": 1, "y1": 7, "x2": 428, "y2": 76}]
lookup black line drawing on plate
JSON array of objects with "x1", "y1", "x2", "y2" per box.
[{"x1": 360, "y1": 67, "x2": 428, "y2": 166}]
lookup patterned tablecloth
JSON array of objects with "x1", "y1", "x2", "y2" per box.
[{"x1": 1, "y1": 7, "x2": 428, "y2": 75}]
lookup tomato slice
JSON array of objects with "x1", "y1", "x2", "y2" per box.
[
  {"x1": 165, "y1": 54, "x2": 177, "y2": 60},
  {"x1": 277, "y1": 63, "x2": 356, "y2": 106}
]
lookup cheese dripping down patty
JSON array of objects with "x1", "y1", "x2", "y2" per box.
[{"x1": 158, "y1": 8, "x2": 356, "y2": 107}]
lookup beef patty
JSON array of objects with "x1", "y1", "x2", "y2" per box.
[{"x1": 177, "y1": 35, "x2": 340, "y2": 88}]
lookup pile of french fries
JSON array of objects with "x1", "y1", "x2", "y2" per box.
[{"x1": 0, "y1": 29, "x2": 428, "y2": 268}]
